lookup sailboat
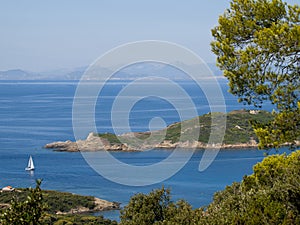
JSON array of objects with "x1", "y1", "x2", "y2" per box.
[{"x1": 25, "y1": 155, "x2": 35, "y2": 171}]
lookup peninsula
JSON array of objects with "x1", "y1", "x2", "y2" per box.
[
  {"x1": 45, "y1": 110, "x2": 275, "y2": 152},
  {"x1": 0, "y1": 188, "x2": 120, "y2": 214}
]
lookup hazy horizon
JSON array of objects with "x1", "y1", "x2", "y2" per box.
[
  {"x1": 0, "y1": 0, "x2": 232, "y2": 72},
  {"x1": 1, "y1": 0, "x2": 298, "y2": 73}
]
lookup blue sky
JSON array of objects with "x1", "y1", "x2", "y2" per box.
[{"x1": 0, "y1": 0, "x2": 298, "y2": 72}]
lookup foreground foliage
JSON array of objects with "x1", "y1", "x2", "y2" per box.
[
  {"x1": 0, "y1": 179, "x2": 45, "y2": 225},
  {"x1": 202, "y1": 150, "x2": 300, "y2": 224},
  {"x1": 120, "y1": 187, "x2": 201, "y2": 225},
  {"x1": 0, "y1": 180, "x2": 117, "y2": 225},
  {"x1": 120, "y1": 150, "x2": 300, "y2": 224},
  {"x1": 0, "y1": 189, "x2": 96, "y2": 215},
  {"x1": 211, "y1": 0, "x2": 300, "y2": 148}
]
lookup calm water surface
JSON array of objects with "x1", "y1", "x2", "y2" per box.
[{"x1": 0, "y1": 80, "x2": 280, "y2": 220}]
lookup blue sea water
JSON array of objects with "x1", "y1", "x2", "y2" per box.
[{"x1": 0, "y1": 79, "x2": 282, "y2": 221}]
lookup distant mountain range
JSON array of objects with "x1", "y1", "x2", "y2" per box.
[
  {"x1": 0, "y1": 63, "x2": 223, "y2": 80},
  {"x1": 0, "y1": 67, "x2": 87, "y2": 80}
]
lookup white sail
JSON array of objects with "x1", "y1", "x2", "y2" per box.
[{"x1": 25, "y1": 155, "x2": 35, "y2": 171}]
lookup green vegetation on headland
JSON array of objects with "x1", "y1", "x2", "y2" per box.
[
  {"x1": 98, "y1": 132, "x2": 122, "y2": 145},
  {"x1": 100, "y1": 109, "x2": 274, "y2": 147},
  {"x1": 0, "y1": 189, "x2": 118, "y2": 214},
  {"x1": 45, "y1": 109, "x2": 278, "y2": 152},
  {"x1": 45, "y1": 109, "x2": 298, "y2": 152}
]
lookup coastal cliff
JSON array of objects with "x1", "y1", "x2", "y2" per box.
[{"x1": 45, "y1": 109, "x2": 273, "y2": 152}]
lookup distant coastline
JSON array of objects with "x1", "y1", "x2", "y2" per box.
[{"x1": 0, "y1": 63, "x2": 223, "y2": 80}]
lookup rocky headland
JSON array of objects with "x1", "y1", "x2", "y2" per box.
[
  {"x1": 45, "y1": 110, "x2": 275, "y2": 152},
  {"x1": 0, "y1": 188, "x2": 120, "y2": 215},
  {"x1": 44, "y1": 132, "x2": 259, "y2": 152}
]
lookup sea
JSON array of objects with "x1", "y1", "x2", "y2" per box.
[{"x1": 0, "y1": 79, "x2": 286, "y2": 221}]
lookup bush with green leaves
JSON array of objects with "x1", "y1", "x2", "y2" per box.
[
  {"x1": 201, "y1": 150, "x2": 300, "y2": 224},
  {"x1": 0, "y1": 179, "x2": 45, "y2": 225},
  {"x1": 119, "y1": 187, "x2": 201, "y2": 225}
]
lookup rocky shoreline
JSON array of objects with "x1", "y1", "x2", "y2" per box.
[
  {"x1": 0, "y1": 188, "x2": 120, "y2": 215},
  {"x1": 44, "y1": 132, "x2": 259, "y2": 152},
  {"x1": 55, "y1": 197, "x2": 120, "y2": 215}
]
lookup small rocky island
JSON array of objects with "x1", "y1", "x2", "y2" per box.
[{"x1": 45, "y1": 110, "x2": 275, "y2": 152}]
